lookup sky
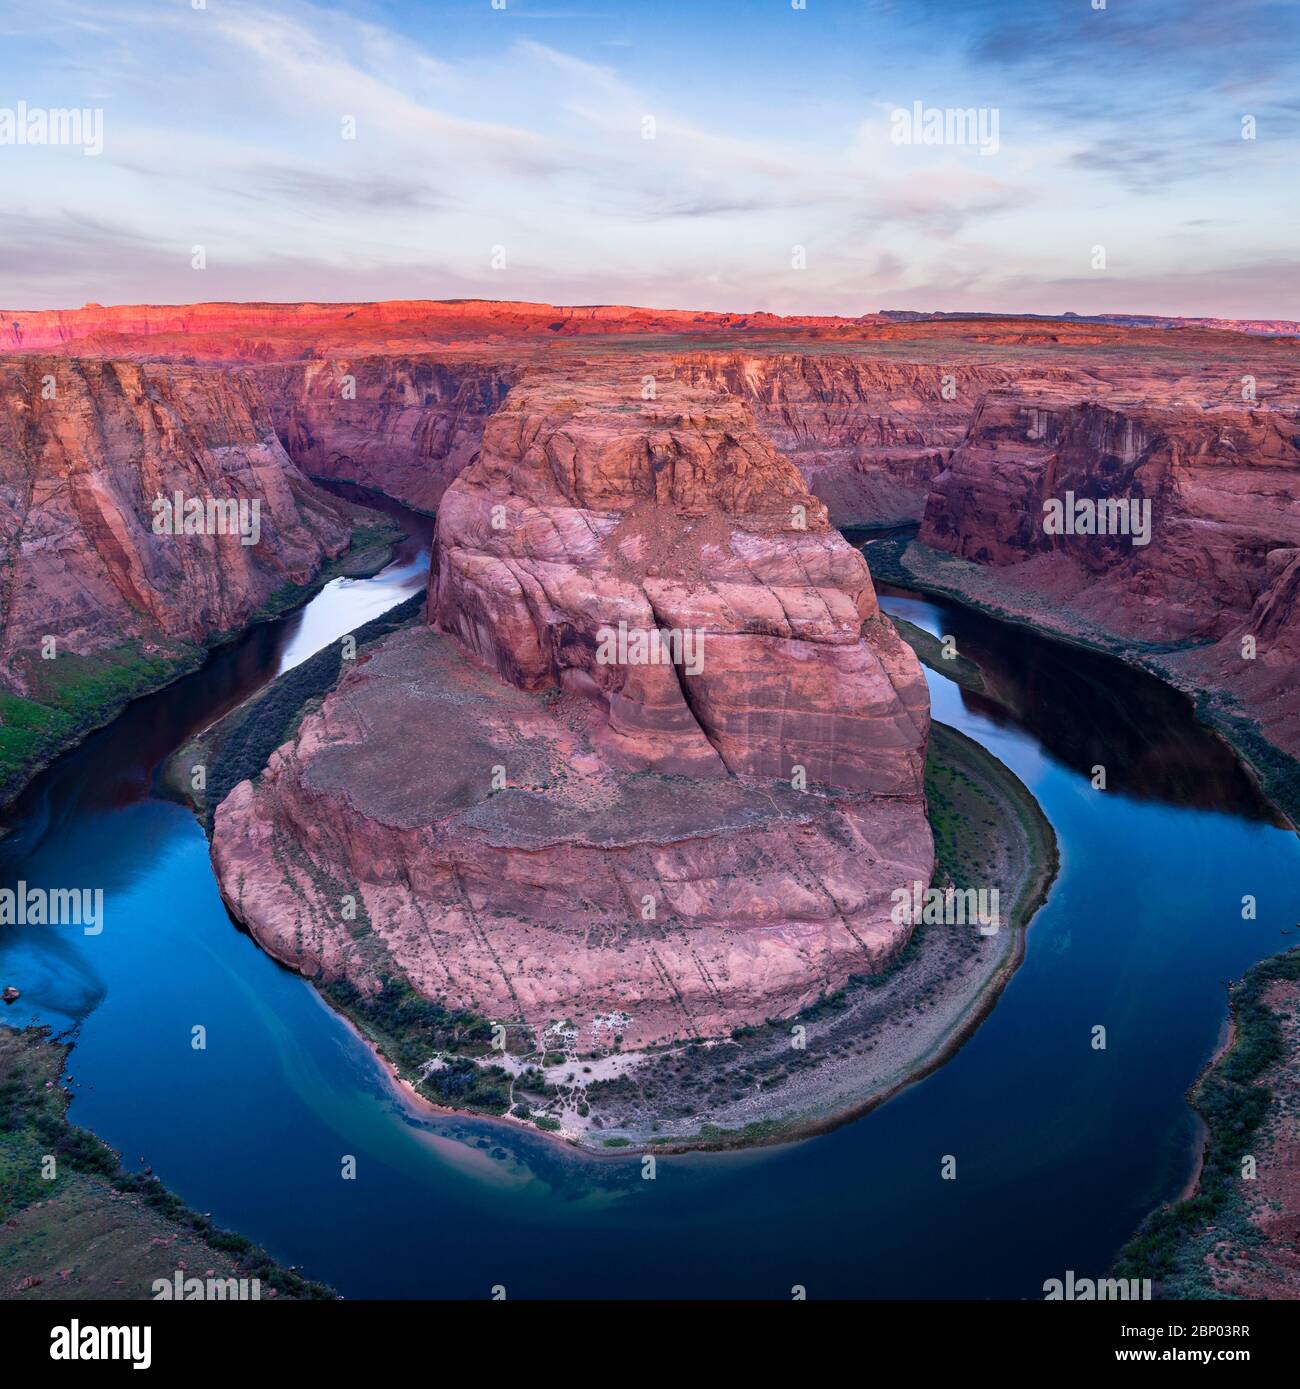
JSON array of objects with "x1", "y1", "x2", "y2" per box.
[{"x1": 1, "y1": 0, "x2": 1297, "y2": 317}]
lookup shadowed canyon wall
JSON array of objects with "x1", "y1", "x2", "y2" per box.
[
  {"x1": 260, "y1": 357, "x2": 519, "y2": 514},
  {"x1": 918, "y1": 389, "x2": 1300, "y2": 756}
]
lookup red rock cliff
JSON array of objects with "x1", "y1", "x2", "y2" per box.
[
  {"x1": 668, "y1": 352, "x2": 1091, "y2": 525},
  {"x1": 431, "y1": 376, "x2": 930, "y2": 792},
  {"x1": 258, "y1": 356, "x2": 518, "y2": 513},
  {"x1": 212, "y1": 373, "x2": 933, "y2": 1048},
  {"x1": 921, "y1": 391, "x2": 1300, "y2": 643},
  {"x1": 917, "y1": 388, "x2": 1300, "y2": 755},
  {"x1": 0, "y1": 356, "x2": 353, "y2": 688}
]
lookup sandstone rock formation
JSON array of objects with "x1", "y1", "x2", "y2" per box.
[
  {"x1": 1190, "y1": 546, "x2": 1300, "y2": 756},
  {"x1": 669, "y1": 353, "x2": 1088, "y2": 526},
  {"x1": 261, "y1": 356, "x2": 517, "y2": 514},
  {"x1": 0, "y1": 356, "x2": 354, "y2": 690},
  {"x1": 431, "y1": 378, "x2": 929, "y2": 792},
  {"x1": 213, "y1": 625, "x2": 932, "y2": 1048},
  {"x1": 213, "y1": 375, "x2": 933, "y2": 1048},
  {"x1": 918, "y1": 389, "x2": 1300, "y2": 753}
]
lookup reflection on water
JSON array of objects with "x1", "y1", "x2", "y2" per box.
[
  {"x1": 0, "y1": 483, "x2": 433, "y2": 849},
  {"x1": 0, "y1": 504, "x2": 1297, "y2": 1298},
  {"x1": 877, "y1": 580, "x2": 1282, "y2": 823}
]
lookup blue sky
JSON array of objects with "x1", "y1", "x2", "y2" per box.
[{"x1": 1, "y1": 0, "x2": 1297, "y2": 315}]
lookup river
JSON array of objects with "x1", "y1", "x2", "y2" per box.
[{"x1": 2, "y1": 502, "x2": 1297, "y2": 1298}]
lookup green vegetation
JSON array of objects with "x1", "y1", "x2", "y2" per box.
[
  {"x1": 855, "y1": 530, "x2": 917, "y2": 587},
  {"x1": 165, "y1": 579, "x2": 513, "y2": 1119},
  {"x1": 1112, "y1": 947, "x2": 1300, "y2": 1295},
  {"x1": 0, "y1": 645, "x2": 203, "y2": 802},
  {"x1": 253, "y1": 517, "x2": 400, "y2": 622},
  {"x1": 580, "y1": 715, "x2": 1057, "y2": 1150},
  {"x1": 320, "y1": 975, "x2": 512, "y2": 1115},
  {"x1": 890, "y1": 615, "x2": 986, "y2": 694},
  {"x1": 0, "y1": 1025, "x2": 333, "y2": 1299},
  {"x1": 1194, "y1": 692, "x2": 1300, "y2": 829},
  {"x1": 927, "y1": 722, "x2": 1058, "y2": 932},
  {"x1": 0, "y1": 510, "x2": 402, "y2": 810},
  {"x1": 637, "y1": 1118, "x2": 793, "y2": 1151}
]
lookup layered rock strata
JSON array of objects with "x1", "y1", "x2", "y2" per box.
[
  {"x1": 919, "y1": 390, "x2": 1300, "y2": 753},
  {"x1": 212, "y1": 379, "x2": 933, "y2": 1048},
  {"x1": 261, "y1": 357, "x2": 518, "y2": 513},
  {"x1": 668, "y1": 353, "x2": 1090, "y2": 525},
  {"x1": 0, "y1": 356, "x2": 354, "y2": 686}
]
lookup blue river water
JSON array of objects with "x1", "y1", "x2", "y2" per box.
[{"x1": 2, "y1": 511, "x2": 1297, "y2": 1299}]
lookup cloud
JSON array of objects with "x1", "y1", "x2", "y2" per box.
[
  {"x1": 0, "y1": 211, "x2": 181, "y2": 308},
  {"x1": 201, "y1": 2, "x2": 563, "y2": 176},
  {"x1": 243, "y1": 166, "x2": 447, "y2": 214},
  {"x1": 1066, "y1": 139, "x2": 1222, "y2": 193},
  {"x1": 995, "y1": 258, "x2": 1300, "y2": 319},
  {"x1": 1, "y1": 0, "x2": 1295, "y2": 317}
]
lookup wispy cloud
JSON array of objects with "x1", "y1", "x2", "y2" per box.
[{"x1": 0, "y1": 0, "x2": 1295, "y2": 316}]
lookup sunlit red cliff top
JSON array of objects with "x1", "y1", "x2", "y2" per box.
[{"x1": 3, "y1": 299, "x2": 1298, "y2": 365}]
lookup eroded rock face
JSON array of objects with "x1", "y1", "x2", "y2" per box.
[
  {"x1": 1184, "y1": 544, "x2": 1300, "y2": 756},
  {"x1": 213, "y1": 374, "x2": 933, "y2": 1047},
  {"x1": 919, "y1": 389, "x2": 1300, "y2": 753},
  {"x1": 212, "y1": 627, "x2": 932, "y2": 1048},
  {"x1": 921, "y1": 391, "x2": 1300, "y2": 638},
  {"x1": 669, "y1": 353, "x2": 1087, "y2": 526},
  {"x1": 431, "y1": 378, "x2": 930, "y2": 793},
  {"x1": 261, "y1": 357, "x2": 518, "y2": 513},
  {"x1": 0, "y1": 356, "x2": 353, "y2": 686}
]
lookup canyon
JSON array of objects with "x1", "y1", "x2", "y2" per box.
[
  {"x1": 4, "y1": 298, "x2": 1296, "y2": 778},
  {"x1": 917, "y1": 388, "x2": 1300, "y2": 767},
  {"x1": 0, "y1": 356, "x2": 354, "y2": 662},
  {"x1": 0, "y1": 354, "x2": 390, "y2": 802},
  {"x1": 2, "y1": 296, "x2": 1297, "y2": 1110}
]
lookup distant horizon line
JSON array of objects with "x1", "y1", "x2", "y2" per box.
[{"x1": 3, "y1": 296, "x2": 1297, "y2": 331}]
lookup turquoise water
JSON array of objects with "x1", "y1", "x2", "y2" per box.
[{"x1": 2, "y1": 516, "x2": 1296, "y2": 1298}]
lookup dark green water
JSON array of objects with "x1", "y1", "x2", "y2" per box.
[{"x1": 2, "y1": 511, "x2": 1297, "y2": 1298}]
